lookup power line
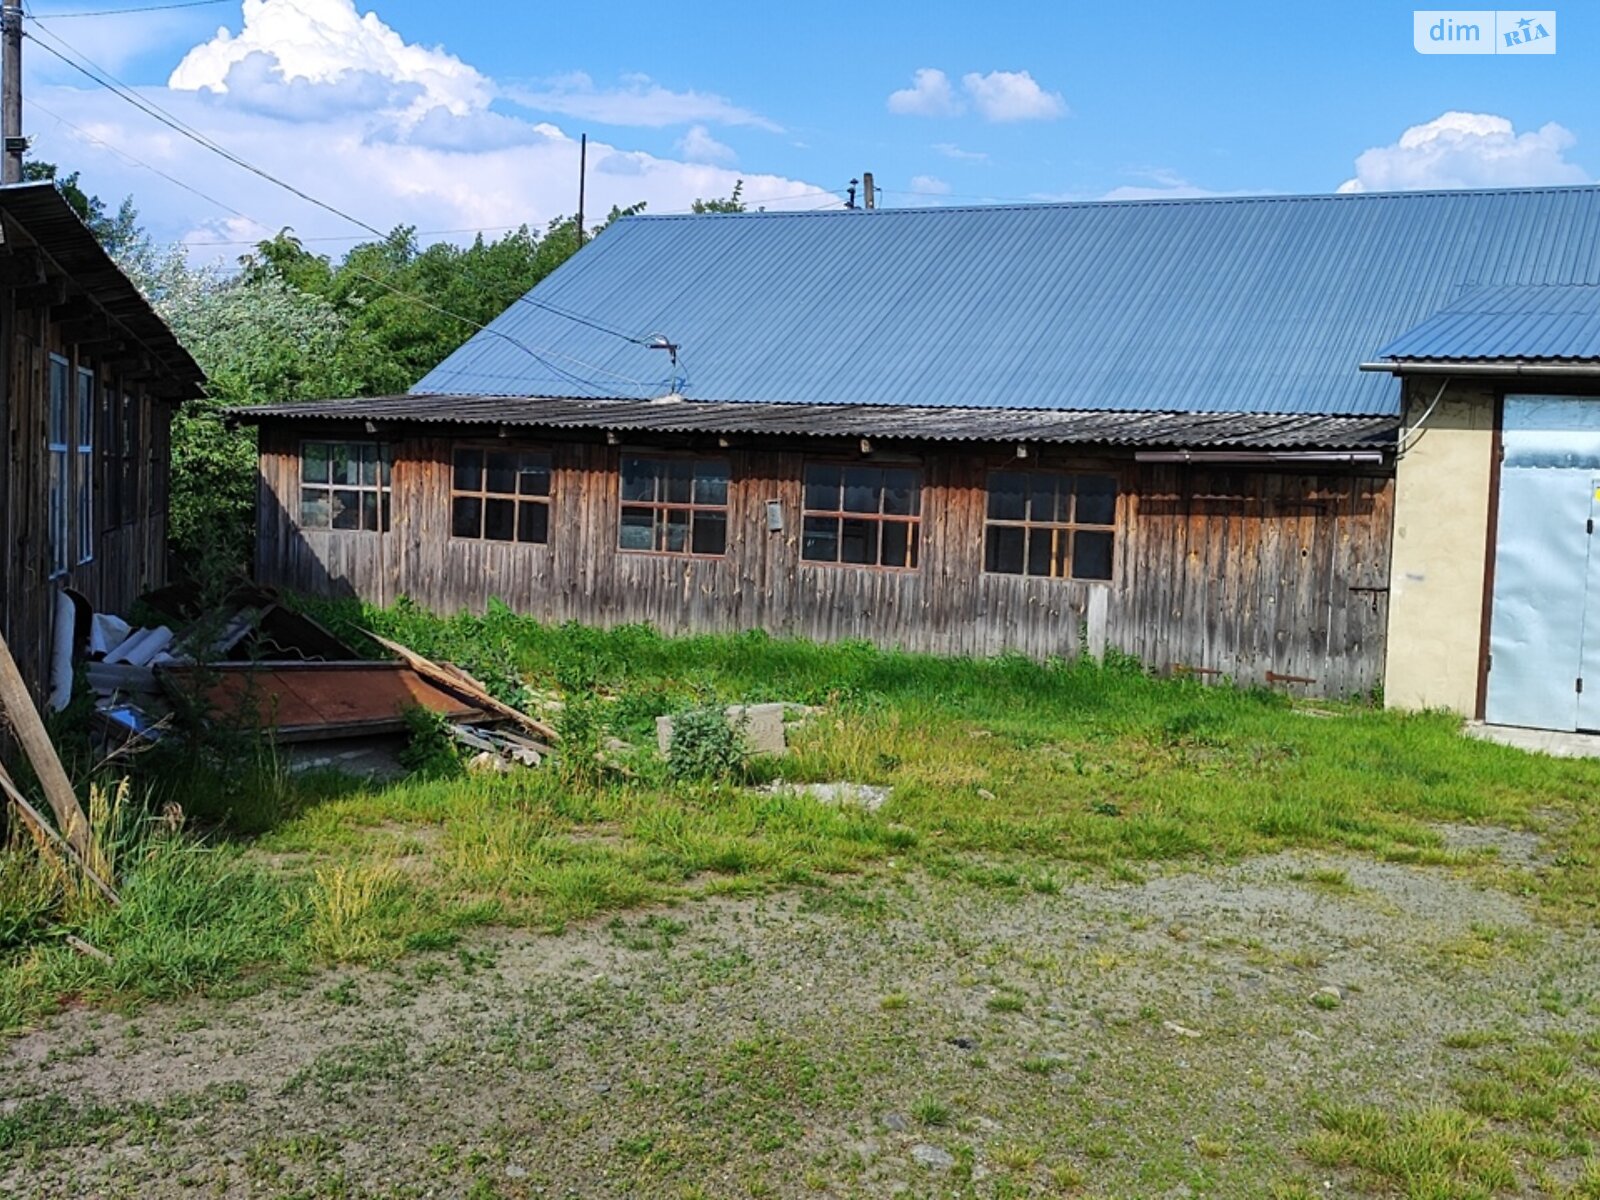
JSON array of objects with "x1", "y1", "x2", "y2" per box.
[
  {"x1": 26, "y1": 0, "x2": 229, "y2": 16},
  {"x1": 27, "y1": 93, "x2": 251, "y2": 220}
]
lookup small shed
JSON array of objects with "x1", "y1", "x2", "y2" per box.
[
  {"x1": 0, "y1": 182, "x2": 204, "y2": 700},
  {"x1": 235, "y1": 185, "x2": 1600, "y2": 702}
]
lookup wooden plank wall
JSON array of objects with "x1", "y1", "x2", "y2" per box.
[
  {"x1": 256, "y1": 427, "x2": 1394, "y2": 697},
  {"x1": 0, "y1": 290, "x2": 172, "y2": 701}
]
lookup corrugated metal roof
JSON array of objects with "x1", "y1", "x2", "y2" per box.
[
  {"x1": 233, "y1": 393, "x2": 1398, "y2": 450},
  {"x1": 0, "y1": 183, "x2": 204, "y2": 394},
  {"x1": 1373, "y1": 283, "x2": 1600, "y2": 362},
  {"x1": 411, "y1": 186, "x2": 1600, "y2": 419}
]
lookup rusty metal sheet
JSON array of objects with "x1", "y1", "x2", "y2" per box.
[{"x1": 159, "y1": 661, "x2": 486, "y2": 742}]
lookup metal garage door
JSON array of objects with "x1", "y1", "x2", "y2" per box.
[{"x1": 1485, "y1": 395, "x2": 1600, "y2": 732}]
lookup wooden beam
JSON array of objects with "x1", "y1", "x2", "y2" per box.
[
  {"x1": 0, "y1": 249, "x2": 44, "y2": 286},
  {"x1": 0, "y1": 625, "x2": 94, "y2": 860}
]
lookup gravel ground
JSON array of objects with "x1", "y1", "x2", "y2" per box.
[{"x1": 3, "y1": 840, "x2": 1595, "y2": 1199}]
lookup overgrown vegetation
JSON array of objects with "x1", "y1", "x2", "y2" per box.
[{"x1": 7, "y1": 597, "x2": 1599, "y2": 1039}]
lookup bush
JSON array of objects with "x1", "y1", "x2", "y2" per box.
[{"x1": 665, "y1": 705, "x2": 749, "y2": 783}]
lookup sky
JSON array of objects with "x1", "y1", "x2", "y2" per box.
[{"x1": 16, "y1": 0, "x2": 1598, "y2": 260}]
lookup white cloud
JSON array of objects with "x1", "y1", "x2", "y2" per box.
[
  {"x1": 961, "y1": 70, "x2": 1066, "y2": 122},
  {"x1": 1098, "y1": 168, "x2": 1230, "y2": 200},
  {"x1": 506, "y1": 71, "x2": 780, "y2": 131},
  {"x1": 1338, "y1": 111, "x2": 1589, "y2": 192},
  {"x1": 909, "y1": 175, "x2": 951, "y2": 195},
  {"x1": 28, "y1": 2, "x2": 819, "y2": 255},
  {"x1": 933, "y1": 142, "x2": 988, "y2": 162},
  {"x1": 676, "y1": 125, "x2": 736, "y2": 164},
  {"x1": 169, "y1": 0, "x2": 490, "y2": 118},
  {"x1": 887, "y1": 69, "x2": 963, "y2": 117}
]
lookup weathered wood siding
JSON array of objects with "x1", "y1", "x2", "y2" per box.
[
  {"x1": 0, "y1": 288, "x2": 172, "y2": 700},
  {"x1": 256, "y1": 427, "x2": 1394, "y2": 697}
]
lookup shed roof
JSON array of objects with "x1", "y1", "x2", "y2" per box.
[
  {"x1": 0, "y1": 183, "x2": 203, "y2": 395},
  {"x1": 234, "y1": 393, "x2": 1397, "y2": 451},
  {"x1": 413, "y1": 185, "x2": 1600, "y2": 419},
  {"x1": 1372, "y1": 283, "x2": 1600, "y2": 363}
]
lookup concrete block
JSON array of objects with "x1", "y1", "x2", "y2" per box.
[{"x1": 656, "y1": 702, "x2": 789, "y2": 758}]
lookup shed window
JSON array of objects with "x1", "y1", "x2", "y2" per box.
[
  {"x1": 451, "y1": 447, "x2": 551, "y2": 544},
  {"x1": 984, "y1": 470, "x2": 1117, "y2": 581},
  {"x1": 300, "y1": 441, "x2": 391, "y2": 532},
  {"x1": 801, "y1": 464, "x2": 921, "y2": 569},
  {"x1": 75, "y1": 367, "x2": 95, "y2": 564},
  {"x1": 47, "y1": 356, "x2": 70, "y2": 576},
  {"x1": 618, "y1": 456, "x2": 729, "y2": 556}
]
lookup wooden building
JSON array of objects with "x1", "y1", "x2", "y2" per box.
[
  {"x1": 0, "y1": 183, "x2": 204, "y2": 700},
  {"x1": 238, "y1": 185, "x2": 1600, "y2": 701}
]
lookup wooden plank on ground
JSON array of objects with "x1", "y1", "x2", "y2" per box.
[{"x1": 0, "y1": 626, "x2": 92, "y2": 858}]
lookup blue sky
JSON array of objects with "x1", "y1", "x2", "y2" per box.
[{"x1": 19, "y1": 0, "x2": 1596, "y2": 252}]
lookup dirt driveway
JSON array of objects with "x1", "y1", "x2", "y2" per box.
[{"x1": 3, "y1": 838, "x2": 1595, "y2": 1199}]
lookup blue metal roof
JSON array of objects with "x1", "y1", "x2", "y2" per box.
[
  {"x1": 414, "y1": 185, "x2": 1600, "y2": 418},
  {"x1": 1374, "y1": 283, "x2": 1600, "y2": 362}
]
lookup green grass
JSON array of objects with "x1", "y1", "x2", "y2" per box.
[{"x1": 5, "y1": 595, "x2": 1600, "y2": 1032}]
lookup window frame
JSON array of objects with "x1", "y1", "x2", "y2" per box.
[
  {"x1": 615, "y1": 452, "x2": 731, "y2": 559},
  {"x1": 448, "y1": 442, "x2": 554, "y2": 546},
  {"x1": 799, "y1": 460, "x2": 924, "y2": 572},
  {"x1": 297, "y1": 440, "x2": 392, "y2": 533},
  {"x1": 47, "y1": 354, "x2": 71, "y2": 578},
  {"x1": 74, "y1": 365, "x2": 95, "y2": 565},
  {"x1": 981, "y1": 467, "x2": 1120, "y2": 583}
]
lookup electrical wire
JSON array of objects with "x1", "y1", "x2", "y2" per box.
[{"x1": 26, "y1": 0, "x2": 230, "y2": 15}]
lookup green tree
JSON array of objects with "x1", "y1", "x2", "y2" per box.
[{"x1": 690, "y1": 181, "x2": 747, "y2": 214}]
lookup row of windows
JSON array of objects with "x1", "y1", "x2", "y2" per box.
[
  {"x1": 47, "y1": 355, "x2": 147, "y2": 577},
  {"x1": 299, "y1": 443, "x2": 1119, "y2": 581}
]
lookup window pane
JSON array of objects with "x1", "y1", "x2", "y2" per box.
[
  {"x1": 486, "y1": 452, "x2": 518, "y2": 496},
  {"x1": 518, "y1": 500, "x2": 549, "y2": 544},
  {"x1": 49, "y1": 361, "x2": 68, "y2": 441},
  {"x1": 694, "y1": 462, "x2": 729, "y2": 506},
  {"x1": 882, "y1": 469, "x2": 919, "y2": 516},
  {"x1": 452, "y1": 496, "x2": 482, "y2": 538},
  {"x1": 986, "y1": 525, "x2": 1025, "y2": 574},
  {"x1": 304, "y1": 443, "x2": 330, "y2": 485},
  {"x1": 332, "y1": 445, "x2": 359, "y2": 486},
  {"x1": 1025, "y1": 475, "x2": 1057, "y2": 523},
  {"x1": 692, "y1": 511, "x2": 727, "y2": 555},
  {"x1": 301, "y1": 489, "x2": 330, "y2": 528},
  {"x1": 381, "y1": 493, "x2": 391, "y2": 531},
  {"x1": 379, "y1": 451, "x2": 391, "y2": 488},
  {"x1": 361, "y1": 491, "x2": 379, "y2": 531},
  {"x1": 331, "y1": 490, "x2": 362, "y2": 530},
  {"x1": 880, "y1": 520, "x2": 911, "y2": 568},
  {"x1": 360, "y1": 447, "x2": 379, "y2": 487},
  {"x1": 664, "y1": 461, "x2": 693, "y2": 504},
  {"x1": 1073, "y1": 531, "x2": 1115, "y2": 580},
  {"x1": 804, "y1": 465, "x2": 840, "y2": 512},
  {"x1": 452, "y1": 448, "x2": 481, "y2": 492},
  {"x1": 840, "y1": 517, "x2": 878, "y2": 564},
  {"x1": 1076, "y1": 475, "x2": 1117, "y2": 526},
  {"x1": 77, "y1": 370, "x2": 94, "y2": 445},
  {"x1": 1027, "y1": 527, "x2": 1058, "y2": 577},
  {"x1": 842, "y1": 467, "x2": 880, "y2": 513},
  {"x1": 988, "y1": 472, "x2": 1026, "y2": 521},
  {"x1": 518, "y1": 456, "x2": 551, "y2": 497},
  {"x1": 802, "y1": 515, "x2": 838, "y2": 562},
  {"x1": 484, "y1": 498, "x2": 516, "y2": 541},
  {"x1": 662, "y1": 508, "x2": 691, "y2": 552},
  {"x1": 621, "y1": 457, "x2": 656, "y2": 502},
  {"x1": 619, "y1": 506, "x2": 655, "y2": 550}
]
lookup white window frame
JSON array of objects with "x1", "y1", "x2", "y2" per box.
[
  {"x1": 75, "y1": 365, "x2": 95, "y2": 565},
  {"x1": 47, "y1": 354, "x2": 70, "y2": 578}
]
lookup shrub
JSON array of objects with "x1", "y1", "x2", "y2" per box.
[{"x1": 665, "y1": 704, "x2": 749, "y2": 783}]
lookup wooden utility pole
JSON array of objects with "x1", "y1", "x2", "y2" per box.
[
  {"x1": 576, "y1": 132, "x2": 588, "y2": 248},
  {"x1": 1, "y1": 0, "x2": 22, "y2": 185}
]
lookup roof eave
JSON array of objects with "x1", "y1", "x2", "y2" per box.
[{"x1": 1360, "y1": 358, "x2": 1600, "y2": 376}]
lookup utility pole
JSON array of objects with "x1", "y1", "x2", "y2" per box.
[
  {"x1": 576, "y1": 133, "x2": 588, "y2": 249},
  {"x1": 2, "y1": 0, "x2": 23, "y2": 185}
]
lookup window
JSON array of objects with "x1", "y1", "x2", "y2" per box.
[
  {"x1": 300, "y1": 441, "x2": 391, "y2": 531},
  {"x1": 451, "y1": 446, "x2": 551, "y2": 543},
  {"x1": 801, "y1": 464, "x2": 921, "y2": 569},
  {"x1": 618, "y1": 455, "x2": 729, "y2": 556},
  {"x1": 75, "y1": 367, "x2": 95, "y2": 564},
  {"x1": 984, "y1": 470, "x2": 1117, "y2": 581},
  {"x1": 47, "y1": 356, "x2": 70, "y2": 576}
]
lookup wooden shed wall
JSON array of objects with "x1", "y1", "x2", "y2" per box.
[
  {"x1": 255, "y1": 428, "x2": 1394, "y2": 697},
  {"x1": 0, "y1": 289, "x2": 172, "y2": 700}
]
